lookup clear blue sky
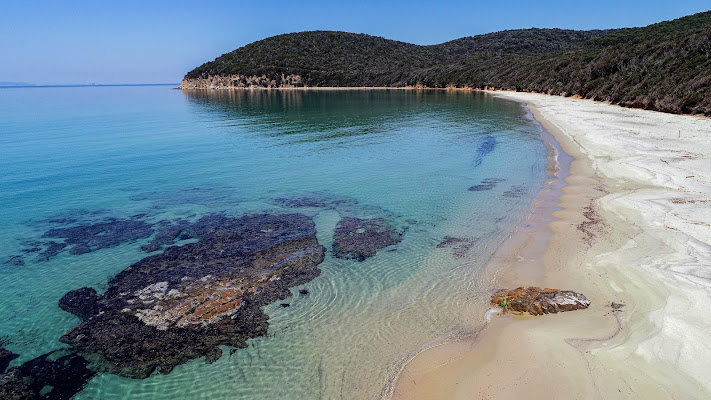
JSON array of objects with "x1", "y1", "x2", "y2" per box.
[{"x1": 1, "y1": 0, "x2": 708, "y2": 85}]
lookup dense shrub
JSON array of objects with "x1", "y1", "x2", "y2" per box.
[{"x1": 185, "y1": 11, "x2": 711, "y2": 116}]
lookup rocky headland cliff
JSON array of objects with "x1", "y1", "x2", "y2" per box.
[{"x1": 181, "y1": 73, "x2": 303, "y2": 89}]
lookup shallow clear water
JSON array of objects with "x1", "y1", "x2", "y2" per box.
[{"x1": 0, "y1": 87, "x2": 548, "y2": 399}]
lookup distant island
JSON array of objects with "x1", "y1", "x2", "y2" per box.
[
  {"x1": 181, "y1": 10, "x2": 710, "y2": 116},
  {"x1": 0, "y1": 82, "x2": 36, "y2": 87}
]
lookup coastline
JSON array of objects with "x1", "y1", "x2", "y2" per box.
[
  {"x1": 178, "y1": 86, "x2": 475, "y2": 91},
  {"x1": 379, "y1": 101, "x2": 574, "y2": 399},
  {"x1": 391, "y1": 92, "x2": 711, "y2": 399}
]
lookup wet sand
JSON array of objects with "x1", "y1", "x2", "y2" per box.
[{"x1": 391, "y1": 92, "x2": 711, "y2": 399}]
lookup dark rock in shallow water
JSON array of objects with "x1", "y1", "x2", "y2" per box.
[
  {"x1": 468, "y1": 177, "x2": 506, "y2": 192},
  {"x1": 0, "y1": 349, "x2": 96, "y2": 400},
  {"x1": 0, "y1": 348, "x2": 18, "y2": 374},
  {"x1": 332, "y1": 217, "x2": 401, "y2": 261},
  {"x1": 144, "y1": 211, "x2": 315, "y2": 254},
  {"x1": 436, "y1": 236, "x2": 478, "y2": 258},
  {"x1": 468, "y1": 184, "x2": 491, "y2": 192},
  {"x1": 473, "y1": 135, "x2": 497, "y2": 167},
  {"x1": 204, "y1": 347, "x2": 222, "y2": 364},
  {"x1": 21, "y1": 247, "x2": 42, "y2": 254},
  {"x1": 68, "y1": 244, "x2": 91, "y2": 255},
  {"x1": 41, "y1": 217, "x2": 153, "y2": 258},
  {"x1": 59, "y1": 213, "x2": 325, "y2": 379},
  {"x1": 36, "y1": 242, "x2": 67, "y2": 262},
  {"x1": 27, "y1": 215, "x2": 154, "y2": 261},
  {"x1": 270, "y1": 193, "x2": 357, "y2": 209},
  {"x1": 139, "y1": 213, "x2": 269, "y2": 254},
  {"x1": 502, "y1": 185, "x2": 527, "y2": 198},
  {"x1": 298, "y1": 289, "x2": 309, "y2": 296},
  {"x1": 280, "y1": 303, "x2": 290, "y2": 308},
  {"x1": 492, "y1": 287, "x2": 590, "y2": 316},
  {"x1": 3, "y1": 256, "x2": 25, "y2": 267},
  {"x1": 58, "y1": 287, "x2": 102, "y2": 320},
  {"x1": 140, "y1": 219, "x2": 193, "y2": 252}
]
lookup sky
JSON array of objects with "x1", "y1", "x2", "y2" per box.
[{"x1": 0, "y1": 1, "x2": 708, "y2": 85}]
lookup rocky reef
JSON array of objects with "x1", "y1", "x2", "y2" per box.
[
  {"x1": 58, "y1": 213, "x2": 325, "y2": 379},
  {"x1": 0, "y1": 349, "x2": 96, "y2": 400},
  {"x1": 139, "y1": 216, "x2": 212, "y2": 253},
  {"x1": 270, "y1": 193, "x2": 404, "y2": 261},
  {"x1": 15, "y1": 214, "x2": 154, "y2": 263},
  {"x1": 492, "y1": 287, "x2": 590, "y2": 316},
  {"x1": 332, "y1": 217, "x2": 401, "y2": 261}
]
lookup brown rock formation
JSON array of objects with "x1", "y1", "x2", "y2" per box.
[
  {"x1": 492, "y1": 287, "x2": 590, "y2": 316},
  {"x1": 332, "y1": 217, "x2": 401, "y2": 261}
]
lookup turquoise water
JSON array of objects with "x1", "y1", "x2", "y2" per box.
[{"x1": 0, "y1": 87, "x2": 548, "y2": 399}]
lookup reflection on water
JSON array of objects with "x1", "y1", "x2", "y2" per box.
[
  {"x1": 0, "y1": 86, "x2": 548, "y2": 399},
  {"x1": 182, "y1": 89, "x2": 533, "y2": 145}
]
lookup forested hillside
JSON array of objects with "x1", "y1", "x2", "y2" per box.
[{"x1": 183, "y1": 11, "x2": 711, "y2": 115}]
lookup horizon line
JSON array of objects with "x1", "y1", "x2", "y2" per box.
[{"x1": 0, "y1": 83, "x2": 180, "y2": 89}]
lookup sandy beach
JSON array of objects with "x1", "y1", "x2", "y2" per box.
[{"x1": 392, "y1": 92, "x2": 711, "y2": 399}]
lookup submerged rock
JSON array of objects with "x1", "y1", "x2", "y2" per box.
[
  {"x1": 31, "y1": 215, "x2": 154, "y2": 261},
  {"x1": 140, "y1": 219, "x2": 193, "y2": 252},
  {"x1": 36, "y1": 242, "x2": 67, "y2": 262},
  {"x1": 0, "y1": 349, "x2": 96, "y2": 400},
  {"x1": 332, "y1": 217, "x2": 401, "y2": 261},
  {"x1": 492, "y1": 287, "x2": 590, "y2": 316},
  {"x1": 3, "y1": 256, "x2": 25, "y2": 267},
  {"x1": 271, "y1": 193, "x2": 356, "y2": 209},
  {"x1": 59, "y1": 213, "x2": 325, "y2": 379},
  {"x1": 436, "y1": 236, "x2": 478, "y2": 258},
  {"x1": 0, "y1": 348, "x2": 18, "y2": 374},
  {"x1": 58, "y1": 287, "x2": 103, "y2": 320},
  {"x1": 468, "y1": 178, "x2": 506, "y2": 192},
  {"x1": 473, "y1": 135, "x2": 497, "y2": 167},
  {"x1": 502, "y1": 184, "x2": 527, "y2": 198}
]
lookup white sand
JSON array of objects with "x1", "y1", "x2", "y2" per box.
[{"x1": 392, "y1": 92, "x2": 711, "y2": 399}]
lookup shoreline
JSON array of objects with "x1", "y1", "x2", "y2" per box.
[
  {"x1": 389, "y1": 92, "x2": 597, "y2": 399},
  {"x1": 379, "y1": 100, "x2": 573, "y2": 399},
  {"x1": 177, "y1": 86, "x2": 711, "y2": 120},
  {"x1": 391, "y1": 92, "x2": 711, "y2": 399},
  {"x1": 178, "y1": 86, "x2": 474, "y2": 91}
]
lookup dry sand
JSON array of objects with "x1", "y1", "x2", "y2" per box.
[{"x1": 391, "y1": 92, "x2": 711, "y2": 399}]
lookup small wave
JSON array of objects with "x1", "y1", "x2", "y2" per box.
[{"x1": 486, "y1": 307, "x2": 501, "y2": 322}]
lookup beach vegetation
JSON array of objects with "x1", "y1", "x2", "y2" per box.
[{"x1": 498, "y1": 294, "x2": 511, "y2": 309}]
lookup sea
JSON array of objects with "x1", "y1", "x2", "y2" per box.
[{"x1": 0, "y1": 86, "x2": 549, "y2": 399}]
